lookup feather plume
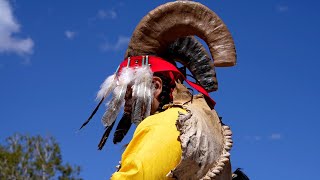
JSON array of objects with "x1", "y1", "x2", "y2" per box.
[
  {"x1": 101, "y1": 67, "x2": 134, "y2": 127},
  {"x1": 131, "y1": 68, "x2": 145, "y2": 124},
  {"x1": 80, "y1": 73, "x2": 117, "y2": 130},
  {"x1": 131, "y1": 66, "x2": 153, "y2": 124},
  {"x1": 143, "y1": 67, "x2": 154, "y2": 118},
  {"x1": 97, "y1": 74, "x2": 117, "y2": 100}
]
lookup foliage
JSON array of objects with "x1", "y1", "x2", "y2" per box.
[{"x1": 0, "y1": 134, "x2": 82, "y2": 180}]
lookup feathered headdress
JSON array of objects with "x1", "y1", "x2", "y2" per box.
[{"x1": 80, "y1": 1, "x2": 236, "y2": 150}]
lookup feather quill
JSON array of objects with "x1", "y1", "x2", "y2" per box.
[
  {"x1": 79, "y1": 97, "x2": 105, "y2": 130},
  {"x1": 144, "y1": 83, "x2": 154, "y2": 117},
  {"x1": 98, "y1": 121, "x2": 115, "y2": 150}
]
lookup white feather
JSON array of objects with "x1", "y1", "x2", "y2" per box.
[
  {"x1": 144, "y1": 83, "x2": 154, "y2": 118},
  {"x1": 101, "y1": 67, "x2": 135, "y2": 126},
  {"x1": 101, "y1": 86, "x2": 125, "y2": 126},
  {"x1": 96, "y1": 74, "x2": 116, "y2": 101},
  {"x1": 131, "y1": 66, "x2": 153, "y2": 125},
  {"x1": 118, "y1": 67, "x2": 135, "y2": 85}
]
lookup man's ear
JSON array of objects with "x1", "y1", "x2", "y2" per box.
[{"x1": 152, "y1": 76, "x2": 162, "y2": 98}]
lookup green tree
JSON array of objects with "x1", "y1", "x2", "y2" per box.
[{"x1": 0, "y1": 134, "x2": 82, "y2": 180}]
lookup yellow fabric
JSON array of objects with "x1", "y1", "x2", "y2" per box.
[{"x1": 111, "y1": 107, "x2": 185, "y2": 180}]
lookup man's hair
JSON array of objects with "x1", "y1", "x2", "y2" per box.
[{"x1": 154, "y1": 72, "x2": 176, "y2": 112}]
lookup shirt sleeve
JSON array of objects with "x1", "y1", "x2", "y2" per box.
[{"x1": 111, "y1": 113, "x2": 182, "y2": 180}]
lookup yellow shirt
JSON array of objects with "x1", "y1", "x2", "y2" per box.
[{"x1": 111, "y1": 107, "x2": 185, "y2": 180}]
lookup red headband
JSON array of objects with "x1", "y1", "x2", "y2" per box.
[{"x1": 119, "y1": 56, "x2": 216, "y2": 107}]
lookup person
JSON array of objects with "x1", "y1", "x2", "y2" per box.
[
  {"x1": 81, "y1": 1, "x2": 245, "y2": 179},
  {"x1": 112, "y1": 70, "x2": 185, "y2": 179}
]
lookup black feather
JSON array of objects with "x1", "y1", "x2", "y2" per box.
[
  {"x1": 232, "y1": 168, "x2": 250, "y2": 180},
  {"x1": 113, "y1": 113, "x2": 132, "y2": 144},
  {"x1": 79, "y1": 97, "x2": 105, "y2": 130},
  {"x1": 97, "y1": 121, "x2": 115, "y2": 150}
]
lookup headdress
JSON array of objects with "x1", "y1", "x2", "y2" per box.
[{"x1": 80, "y1": 1, "x2": 236, "y2": 150}]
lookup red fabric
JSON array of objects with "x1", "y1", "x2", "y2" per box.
[
  {"x1": 118, "y1": 56, "x2": 216, "y2": 107},
  {"x1": 119, "y1": 56, "x2": 181, "y2": 73}
]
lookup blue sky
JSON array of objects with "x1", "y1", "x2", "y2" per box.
[{"x1": 1, "y1": 0, "x2": 319, "y2": 179}]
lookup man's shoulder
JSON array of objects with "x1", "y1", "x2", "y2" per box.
[
  {"x1": 147, "y1": 107, "x2": 186, "y2": 122},
  {"x1": 137, "y1": 107, "x2": 186, "y2": 130}
]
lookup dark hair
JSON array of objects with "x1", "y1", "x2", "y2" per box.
[{"x1": 154, "y1": 72, "x2": 176, "y2": 112}]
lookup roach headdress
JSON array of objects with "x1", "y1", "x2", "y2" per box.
[{"x1": 80, "y1": 1, "x2": 236, "y2": 150}]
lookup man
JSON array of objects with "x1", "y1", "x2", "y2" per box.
[
  {"x1": 81, "y1": 1, "x2": 245, "y2": 179},
  {"x1": 111, "y1": 69, "x2": 185, "y2": 179}
]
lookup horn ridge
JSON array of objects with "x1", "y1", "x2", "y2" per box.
[
  {"x1": 164, "y1": 36, "x2": 218, "y2": 91},
  {"x1": 125, "y1": 1, "x2": 236, "y2": 67}
]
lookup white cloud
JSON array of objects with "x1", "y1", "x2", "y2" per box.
[
  {"x1": 101, "y1": 36, "x2": 130, "y2": 51},
  {"x1": 0, "y1": 0, "x2": 34, "y2": 55},
  {"x1": 244, "y1": 135, "x2": 262, "y2": 141},
  {"x1": 245, "y1": 133, "x2": 282, "y2": 141},
  {"x1": 254, "y1": 136, "x2": 261, "y2": 141},
  {"x1": 65, "y1": 30, "x2": 77, "y2": 39},
  {"x1": 270, "y1": 133, "x2": 282, "y2": 140},
  {"x1": 97, "y1": 9, "x2": 117, "y2": 19},
  {"x1": 276, "y1": 5, "x2": 289, "y2": 13}
]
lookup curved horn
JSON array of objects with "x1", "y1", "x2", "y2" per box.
[
  {"x1": 125, "y1": 1, "x2": 236, "y2": 67},
  {"x1": 164, "y1": 36, "x2": 218, "y2": 92}
]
